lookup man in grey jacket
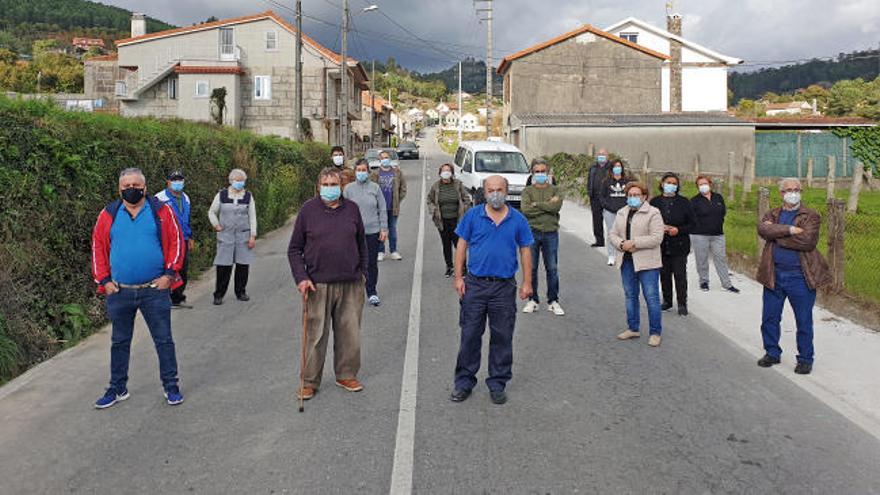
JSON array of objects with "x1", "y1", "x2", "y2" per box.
[
  {"x1": 586, "y1": 148, "x2": 610, "y2": 247},
  {"x1": 344, "y1": 158, "x2": 388, "y2": 306}
]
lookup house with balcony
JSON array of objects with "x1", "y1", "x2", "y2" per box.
[{"x1": 85, "y1": 11, "x2": 368, "y2": 147}]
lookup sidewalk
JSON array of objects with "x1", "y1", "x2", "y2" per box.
[{"x1": 559, "y1": 200, "x2": 880, "y2": 442}]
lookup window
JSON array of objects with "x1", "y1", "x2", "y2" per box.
[
  {"x1": 254, "y1": 75, "x2": 272, "y2": 100},
  {"x1": 114, "y1": 81, "x2": 127, "y2": 96},
  {"x1": 620, "y1": 32, "x2": 639, "y2": 44},
  {"x1": 474, "y1": 151, "x2": 529, "y2": 174},
  {"x1": 265, "y1": 30, "x2": 278, "y2": 51},
  {"x1": 453, "y1": 147, "x2": 465, "y2": 167},
  {"x1": 219, "y1": 27, "x2": 235, "y2": 60},
  {"x1": 195, "y1": 80, "x2": 210, "y2": 98},
  {"x1": 168, "y1": 77, "x2": 178, "y2": 100},
  {"x1": 463, "y1": 151, "x2": 473, "y2": 173}
]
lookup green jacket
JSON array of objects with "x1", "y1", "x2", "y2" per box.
[
  {"x1": 521, "y1": 184, "x2": 563, "y2": 232},
  {"x1": 370, "y1": 168, "x2": 407, "y2": 216},
  {"x1": 426, "y1": 179, "x2": 472, "y2": 230}
]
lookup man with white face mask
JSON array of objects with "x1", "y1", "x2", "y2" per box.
[
  {"x1": 330, "y1": 146, "x2": 355, "y2": 188},
  {"x1": 757, "y1": 178, "x2": 831, "y2": 375}
]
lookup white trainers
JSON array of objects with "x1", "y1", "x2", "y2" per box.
[
  {"x1": 377, "y1": 252, "x2": 385, "y2": 262},
  {"x1": 547, "y1": 302, "x2": 565, "y2": 316},
  {"x1": 522, "y1": 300, "x2": 539, "y2": 313},
  {"x1": 389, "y1": 252, "x2": 403, "y2": 260},
  {"x1": 607, "y1": 256, "x2": 615, "y2": 266}
]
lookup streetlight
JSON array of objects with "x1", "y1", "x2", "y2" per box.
[{"x1": 340, "y1": 2, "x2": 379, "y2": 154}]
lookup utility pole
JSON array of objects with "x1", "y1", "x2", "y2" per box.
[
  {"x1": 475, "y1": 0, "x2": 493, "y2": 139},
  {"x1": 370, "y1": 60, "x2": 375, "y2": 148},
  {"x1": 294, "y1": 0, "x2": 303, "y2": 141},
  {"x1": 458, "y1": 60, "x2": 463, "y2": 143},
  {"x1": 340, "y1": 0, "x2": 350, "y2": 153}
]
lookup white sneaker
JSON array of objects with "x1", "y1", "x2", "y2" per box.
[
  {"x1": 548, "y1": 302, "x2": 565, "y2": 316},
  {"x1": 390, "y1": 252, "x2": 403, "y2": 260},
  {"x1": 607, "y1": 256, "x2": 615, "y2": 266},
  {"x1": 522, "y1": 300, "x2": 539, "y2": 313},
  {"x1": 377, "y1": 253, "x2": 385, "y2": 262}
]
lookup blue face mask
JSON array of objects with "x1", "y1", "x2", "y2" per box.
[
  {"x1": 663, "y1": 183, "x2": 678, "y2": 195},
  {"x1": 612, "y1": 166, "x2": 622, "y2": 176},
  {"x1": 533, "y1": 173, "x2": 548, "y2": 185},
  {"x1": 380, "y1": 158, "x2": 391, "y2": 168},
  {"x1": 627, "y1": 196, "x2": 643, "y2": 209},
  {"x1": 597, "y1": 155, "x2": 607, "y2": 164},
  {"x1": 170, "y1": 180, "x2": 185, "y2": 192},
  {"x1": 231, "y1": 180, "x2": 245, "y2": 191},
  {"x1": 320, "y1": 185, "x2": 341, "y2": 202},
  {"x1": 356, "y1": 171, "x2": 369, "y2": 183}
]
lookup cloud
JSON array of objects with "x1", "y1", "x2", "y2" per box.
[{"x1": 101, "y1": 0, "x2": 880, "y2": 73}]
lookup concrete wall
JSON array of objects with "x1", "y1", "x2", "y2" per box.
[
  {"x1": 517, "y1": 125, "x2": 756, "y2": 176},
  {"x1": 507, "y1": 33, "x2": 662, "y2": 117}
]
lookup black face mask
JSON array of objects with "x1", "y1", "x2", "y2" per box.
[{"x1": 121, "y1": 187, "x2": 145, "y2": 204}]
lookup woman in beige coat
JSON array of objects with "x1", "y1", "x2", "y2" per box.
[{"x1": 609, "y1": 182, "x2": 666, "y2": 346}]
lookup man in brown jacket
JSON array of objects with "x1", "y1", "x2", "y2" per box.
[
  {"x1": 756, "y1": 178, "x2": 831, "y2": 375},
  {"x1": 371, "y1": 150, "x2": 407, "y2": 261}
]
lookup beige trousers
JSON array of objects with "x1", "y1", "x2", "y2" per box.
[{"x1": 303, "y1": 279, "x2": 365, "y2": 388}]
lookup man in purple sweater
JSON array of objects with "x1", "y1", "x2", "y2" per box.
[{"x1": 288, "y1": 167, "x2": 369, "y2": 401}]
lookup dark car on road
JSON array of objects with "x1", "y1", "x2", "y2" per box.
[{"x1": 397, "y1": 141, "x2": 419, "y2": 160}]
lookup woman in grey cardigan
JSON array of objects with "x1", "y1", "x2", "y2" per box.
[
  {"x1": 426, "y1": 163, "x2": 472, "y2": 277},
  {"x1": 343, "y1": 158, "x2": 388, "y2": 306},
  {"x1": 209, "y1": 168, "x2": 257, "y2": 305}
]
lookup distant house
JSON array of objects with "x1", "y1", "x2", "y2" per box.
[
  {"x1": 765, "y1": 101, "x2": 813, "y2": 116},
  {"x1": 459, "y1": 91, "x2": 473, "y2": 100},
  {"x1": 84, "y1": 10, "x2": 369, "y2": 147},
  {"x1": 355, "y1": 90, "x2": 394, "y2": 147},
  {"x1": 460, "y1": 112, "x2": 485, "y2": 132},
  {"x1": 73, "y1": 38, "x2": 106, "y2": 52},
  {"x1": 442, "y1": 110, "x2": 460, "y2": 130},
  {"x1": 435, "y1": 102, "x2": 450, "y2": 115},
  {"x1": 497, "y1": 14, "x2": 754, "y2": 176},
  {"x1": 425, "y1": 108, "x2": 440, "y2": 123},
  {"x1": 477, "y1": 107, "x2": 488, "y2": 118},
  {"x1": 604, "y1": 16, "x2": 742, "y2": 112},
  {"x1": 406, "y1": 107, "x2": 424, "y2": 123}
]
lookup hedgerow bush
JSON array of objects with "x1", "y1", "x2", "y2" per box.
[{"x1": 0, "y1": 95, "x2": 328, "y2": 381}]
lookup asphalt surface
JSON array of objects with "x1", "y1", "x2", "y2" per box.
[{"x1": 1, "y1": 130, "x2": 879, "y2": 494}]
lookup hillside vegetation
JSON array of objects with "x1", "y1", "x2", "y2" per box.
[{"x1": 0, "y1": 95, "x2": 327, "y2": 382}]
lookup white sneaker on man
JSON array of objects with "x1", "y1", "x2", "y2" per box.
[
  {"x1": 377, "y1": 252, "x2": 385, "y2": 262},
  {"x1": 547, "y1": 302, "x2": 565, "y2": 316},
  {"x1": 390, "y1": 252, "x2": 403, "y2": 260},
  {"x1": 522, "y1": 300, "x2": 539, "y2": 313},
  {"x1": 607, "y1": 256, "x2": 615, "y2": 266}
]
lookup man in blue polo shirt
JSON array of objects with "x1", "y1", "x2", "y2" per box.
[{"x1": 451, "y1": 175, "x2": 534, "y2": 405}]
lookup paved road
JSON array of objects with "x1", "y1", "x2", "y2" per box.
[{"x1": 1, "y1": 131, "x2": 879, "y2": 494}]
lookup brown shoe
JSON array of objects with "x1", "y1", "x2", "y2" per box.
[
  {"x1": 648, "y1": 334, "x2": 662, "y2": 347},
  {"x1": 617, "y1": 330, "x2": 641, "y2": 340},
  {"x1": 297, "y1": 386, "x2": 315, "y2": 400},
  {"x1": 335, "y1": 379, "x2": 364, "y2": 392}
]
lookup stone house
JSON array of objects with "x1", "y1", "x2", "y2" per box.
[
  {"x1": 84, "y1": 11, "x2": 368, "y2": 147},
  {"x1": 354, "y1": 90, "x2": 394, "y2": 148}
]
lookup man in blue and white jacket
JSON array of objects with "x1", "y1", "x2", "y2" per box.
[{"x1": 156, "y1": 170, "x2": 193, "y2": 306}]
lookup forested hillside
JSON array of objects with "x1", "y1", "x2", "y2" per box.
[
  {"x1": 730, "y1": 48, "x2": 880, "y2": 101},
  {"x1": 417, "y1": 57, "x2": 502, "y2": 96}
]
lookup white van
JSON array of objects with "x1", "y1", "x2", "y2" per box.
[{"x1": 452, "y1": 141, "x2": 531, "y2": 208}]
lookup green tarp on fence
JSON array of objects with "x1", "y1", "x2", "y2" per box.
[{"x1": 756, "y1": 131, "x2": 855, "y2": 178}]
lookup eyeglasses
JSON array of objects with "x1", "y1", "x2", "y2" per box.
[{"x1": 782, "y1": 188, "x2": 802, "y2": 193}]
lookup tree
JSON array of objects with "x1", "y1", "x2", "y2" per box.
[
  {"x1": 211, "y1": 87, "x2": 227, "y2": 125},
  {"x1": 735, "y1": 98, "x2": 765, "y2": 118},
  {"x1": 827, "y1": 78, "x2": 867, "y2": 116},
  {"x1": 32, "y1": 39, "x2": 61, "y2": 56}
]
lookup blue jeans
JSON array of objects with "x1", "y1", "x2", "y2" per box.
[
  {"x1": 379, "y1": 212, "x2": 398, "y2": 253},
  {"x1": 620, "y1": 258, "x2": 662, "y2": 335},
  {"x1": 530, "y1": 230, "x2": 559, "y2": 304},
  {"x1": 365, "y1": 233, "x2": 380, "y2": 297},
  {"x1": 455, "y1": 275, "x2": 518, "y2": 392},
  {"x1": 106, "y1": 287, "x2": 179, "y2": 392},
  {"x1": 761, "y1": 269, "x2": 816, "y2": 364}
]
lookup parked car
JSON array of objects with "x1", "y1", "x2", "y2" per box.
[
  {"x1": 365, "y1": 148, "x2": 401, "y2": 170},
  {"x1": 452, "y1": 141, "x2": 530, "y2": 209},
  {"x1": 397, "y1": 141, "x2": 419, "y2": 159}
]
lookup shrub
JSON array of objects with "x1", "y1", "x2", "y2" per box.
[{"x1": 0, "y1": 95, "x2": 328, "y2": 380}]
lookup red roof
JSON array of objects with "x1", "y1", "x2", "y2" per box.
[
  {"x1": 361, "y1": 90, "x2": 391, "y2": 112},
  {"x1": 86, "y1": 53, "x2": 118, "y2": 62},
  {"x1": 175, "y1": 65, "x2": 246, "y2": 75},
  {"x1": 115, "y1": 10, "x2": 356, "y2": 68},
  {"x1": 497, "y1": 24, "x2": 669, "y2": 74}
]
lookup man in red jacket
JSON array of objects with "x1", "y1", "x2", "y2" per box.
[{"x1": 91, "y1": 168, "x2": 186, "y2": 409}]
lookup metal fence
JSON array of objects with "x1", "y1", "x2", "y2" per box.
[{"x1": 756, "y1": 131, "x2": 857, "y2": 178}]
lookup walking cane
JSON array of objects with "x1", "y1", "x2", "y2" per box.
[{"x1": 299, "y1": 291, "x2": 309, "y2": 413}]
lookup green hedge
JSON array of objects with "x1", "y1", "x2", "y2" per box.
[{"x1": 0, "y1": 95, "x2": 328, "y2": 381}]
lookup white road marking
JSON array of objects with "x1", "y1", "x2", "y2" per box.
[{"x1": 389, "y1": 155, "x2": 427, "y2": 495}]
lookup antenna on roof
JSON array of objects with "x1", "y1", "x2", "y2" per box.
[{"x1": 665, "y1": 1, "x2": 675, "y2": 16}]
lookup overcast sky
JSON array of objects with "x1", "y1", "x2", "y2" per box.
[{"x1": 103, "y1": 0, "x2": 880, "y2": 73}]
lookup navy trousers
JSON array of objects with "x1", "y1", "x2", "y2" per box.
[
  {"x1": 761, "y1": 269, "x2": 817, "y2": 364},
  {"x1": 454, "y1": 275, "x2": 518, "y2": 392}
]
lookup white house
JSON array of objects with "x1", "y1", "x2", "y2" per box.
[
  {"x1": 442, "y1": 110, "x2": 460, "y2": 130},
  {"x1": 765, "y1": 101, "x2": 812, "y2": 116},
  {"x1": 604, "y1": 16, "x2": 742, "y2": 112},
  {"x1": 477, "y1": 107, "x2": 488, "y2": 118},
  {"x1": 425, "y1": 108, "x2": 439, "y2": 122},
  {"x1": 435, "y1": 102, "x2": 450, "y2": 115},
  {"x1": 460, "y1": 112, "x2": 485, "y2": 132}
]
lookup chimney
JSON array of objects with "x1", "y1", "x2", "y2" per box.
[
  {"x1": 812, "y1": 98, "x2": 819, "y2": 115},
  {"x1": 131, "y1": 13, "x2": 147, "y2": 38},
  {"x1": 667, "y1": 13, "x2": 683, "y2": 113}
]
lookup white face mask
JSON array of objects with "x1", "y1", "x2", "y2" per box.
[
  {"x1": 332, "y1": 155, "x2": 344, "y2": 167},
  {"x1": 440, "y1": 171, "x2": 452, "y2": 180},
  {"x1": 698, "y1": 184, "x2": 711, "y2": 195},
  {"x1": 784, "y1": 191, "x2": 801, "y2": 206}
]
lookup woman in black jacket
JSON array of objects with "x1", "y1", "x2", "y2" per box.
[
  {"x1": 649, "y1": 172, "x2": 696, "y2": 316},
  {"x1": 600, "y1": 159, "x2": 631, "y2": 266},
  {"x1": 690, "y1": 175, "x2": 739, "y2": 293}
]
